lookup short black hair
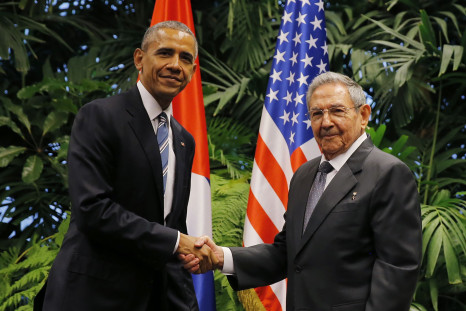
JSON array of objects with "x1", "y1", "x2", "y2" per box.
[{"x1": 141, "y1": 20, "x2": 198, "y2": 59}]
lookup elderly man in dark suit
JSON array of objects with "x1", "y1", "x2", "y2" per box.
[
  {"x1": 183, "y1": 71, "x2": 422, "y2": 311},
  {"x1": 34, "y1": 21, "x2": 217, "y2": 311}
]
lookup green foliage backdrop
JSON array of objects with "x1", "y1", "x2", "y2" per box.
[{"x1": 0, "y1": 0, "x2": 465, "y2": 310}]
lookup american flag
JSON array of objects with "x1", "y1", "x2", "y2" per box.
[{"x1": 243, "y1": 0, "x2": 328, "y2": 310}]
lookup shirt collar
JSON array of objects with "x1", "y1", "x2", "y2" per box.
[
  {"x1": 137, "y1": 81, "x2": 172, "y2": 125},
  {"x1": 321, "y1": 132, "x2": 368, "y2": 171}
]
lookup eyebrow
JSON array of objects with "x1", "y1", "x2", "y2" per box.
[
  {"x1": 155, "y1": 47, "x2": 174, "y2": 54},
  {"x1": 155, "y1": 48, "x2": 194, "y2": 62}
]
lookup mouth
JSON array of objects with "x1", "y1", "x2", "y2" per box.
[
  {"x1": 160, "y1": 75, "x2": 182, "y2": 83},
  {"x1": 321, "y1": 133, "x2": 339, "y2": 139}
]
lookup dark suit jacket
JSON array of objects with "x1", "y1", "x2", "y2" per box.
[
  {"x1": 34, "y1": 86, "x2": 198, "y2": 311},
  {"x1": 229, "y1": 137, "x2": 422, "y2": 311}
]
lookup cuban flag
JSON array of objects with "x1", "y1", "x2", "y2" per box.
[{"x1": 150, "y1": 1, "x2": 215, "y2": 310}]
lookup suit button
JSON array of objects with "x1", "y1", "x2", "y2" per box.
[{"x1": 295, "y1": 265, "x2": 302, "y2": 273}]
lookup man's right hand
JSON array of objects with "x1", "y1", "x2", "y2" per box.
[
  {"x1": 176, "y1": 234, "x2": 220, "y2": 274},
  {"x1": 178, "y1": 236, "x2": 224, "y2": 274}
]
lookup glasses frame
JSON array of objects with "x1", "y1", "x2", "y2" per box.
[{"x1": 307, "y1": 106, "x2": 360, "y2": 122}]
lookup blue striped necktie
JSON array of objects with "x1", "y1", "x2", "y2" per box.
[{"x1": 157, "y1": 112, "x2": 169, "y2": 194}]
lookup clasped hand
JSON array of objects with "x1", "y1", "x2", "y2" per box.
[{"x1": 176, "y1": 234, "x2": 223, "y2": 274}]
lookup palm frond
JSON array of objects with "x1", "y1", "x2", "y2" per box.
[
  {"x1": 208, "y1": 117, "x2": 254, "y2": 179},
  {"x1": 421, "y1": 190, "x2": 466, "y2": 284},
  {"x1": 0, "y1": 215, "x2": 69, "y2": 310},
  {"x1": 211, "y1": 173, "x2": 250, "y2": 311}
]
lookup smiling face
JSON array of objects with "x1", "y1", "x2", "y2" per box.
[
  {"x1": 134, "y1": 28, "x2": 197, "y2": 109},
  {"x1": 309, "y1": 82, "x2": 371, "y2": 160}
]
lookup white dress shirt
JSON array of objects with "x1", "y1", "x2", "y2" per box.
[
  {"x1": 137, "y1": 81, "x2": 180, "y2": 253},
  {"x1": 222, "y1": 132, "x2": 368, "y2": 274}
]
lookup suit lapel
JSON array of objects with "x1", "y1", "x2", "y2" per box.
[
  {"x1": 296, "y1": 137, "x2": 374, "y2": 256},
  {"x1": 125, "y1": 86, "x2": 164, "y2": 211}
]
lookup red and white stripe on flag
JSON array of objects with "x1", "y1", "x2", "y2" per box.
[
  {"x1": 243, "y1": 0, "x2": 328, "y2": 310},
  {"x1": 150, "y1": 1, "x2": 215, "y2": 310}
]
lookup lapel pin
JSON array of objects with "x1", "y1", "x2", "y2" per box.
[
  {"x1": 352, "y1": 192, "x2": 357, "y2": 200},
  {"x1": 181, "y1": 142, "x2": 185, "y2": 147}
]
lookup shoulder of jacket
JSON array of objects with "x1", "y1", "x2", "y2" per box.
[
  {"x1": 366, "y1": 146, "x2": 412, "y2": 175},
  {"x1": 292, "y1": 156, "x2": 319, "y2": 179}
]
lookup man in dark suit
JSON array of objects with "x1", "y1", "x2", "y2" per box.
[
  {"x1": 183, "y1": 72, "x2": 422, "y2": 311},
  {"x1": 34, "y1": 21, "x2": 217, "y2": 311}
]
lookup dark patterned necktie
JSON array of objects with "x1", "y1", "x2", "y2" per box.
[
  {"x1": 303, "y1": 161, "x2": 334, "y2": 233},
  {"x1": 157, "y1": 112, "x2": 169, "y2": 194}
]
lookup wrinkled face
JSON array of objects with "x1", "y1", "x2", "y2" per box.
[
  {"x1": 134, "y1": 28, "x2": 197, "y2": 109},
  {"x1": 309, "y1": 83, "x2": 370, "y2": 160}
]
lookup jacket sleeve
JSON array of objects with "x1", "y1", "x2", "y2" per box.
[
  {"x1": 366, "y1": 159, "x2": 422, "y2": 311},
  {"x1": 228, "y1": 217, "x2": 288, "y2": 290}
]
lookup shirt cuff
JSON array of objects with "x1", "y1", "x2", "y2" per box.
[
  {"x1": 221, "y1": 247, "x2": 235, "y2": 275},
  {"x1": 172, "y1": 231, "x2": 180, "y2": 254}
]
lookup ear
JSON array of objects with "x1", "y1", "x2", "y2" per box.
[
  {"x1": 359, "y1": 104, "x2": 371, "y2": 130},
  {"x1": 133, "y1": 48, "x2": 144, "y2": 71},
  {"x1": 192, "y1": 62, "x2": 197, "y2": 74},
  {"x1": 186, "y1": 62, "x2": 197, "y2": 83}
]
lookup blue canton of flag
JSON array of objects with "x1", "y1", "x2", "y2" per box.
[{"x1": 265, "y1": 0, "x2": 329, "y2": 155}]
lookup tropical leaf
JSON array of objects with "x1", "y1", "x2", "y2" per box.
[
  {"x1": 366, "y1": 124, "x2": 386, "y2": 147},
  {"x1": 0, "y1": 215, "x2": 69, "y2": 310},
  {"x1": 3, "y1": 102, "x2": 31, "y2": 134},
  {"x1": 21, "y1": 155, "x2": 43, "y2": 183},
  {"x1": 0, "y1": 115, "x2": 24, "y2": 140},
  {"x1": 201, "y1": 48, "x2": 266, "y2": 130},
  {"x1": 0, "y1": 1, "x2": 464, "y2": 311},
  {"x1": 208, "y1": 0, "x2": 280, "y2": 72},
  {"x1": 410, "y1": 302, "x2": 429, "y2": 311},
  {"x1": 0, "y1": 55, "x2": 111, "y2": 244},
  {"x1": 421, "y1": 191, "x2": 466, "y2": 285},
  {"x1": 429, "y1": 278, "x2": 439, "y2": 311},
  {"x1": 366, "y1": 124, "x2": 416, "y2": 163},
  {"x1": 419, "y1": 10, "x2": 438, "y2": 50},
  {"x1": 42, "y1": 111, "x2": 68, "y2": 136},
  {"x1": 364, "y1": 15, "x2": 425, "y2": 50},
  {"x1": 0, "y1": 146, "x2": 27, "y2": 168},
  {"x1": 208, "y1": 117, "x2": 254, "y2": 179},
  {"x1": 439, "y1": 44, "x2": 464, "y2": 76},
  {"x1": 214, "y1": 270, "x2": 245, "y2": 311},
  {"x1": 211, "y1": 173, "x2": 250, "y2": 311}
]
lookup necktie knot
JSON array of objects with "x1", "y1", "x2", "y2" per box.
[
  {"x1": 158, "y1": 112, "x2": 168, "y2": 124},
  {"x1": 318, "y1": 161, "x2": 333, "y2": 174}
]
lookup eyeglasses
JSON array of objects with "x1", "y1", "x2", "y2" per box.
[{"x1": 307, "y1": 106, "x2": 359, "y2": 121}]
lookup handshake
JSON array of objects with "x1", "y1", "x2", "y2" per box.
[{"x1": 176, "y1": 233, "x2": 224, "y2": 274}]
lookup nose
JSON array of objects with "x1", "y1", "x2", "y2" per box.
[
  {"x1": 166, "y1": 56, "x2": 182, "y2": 72},
  {"x1": 320, "y1": 110, "x2": 333, "y2": 128}
]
